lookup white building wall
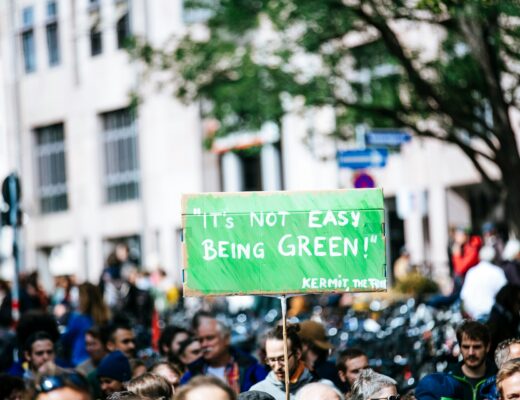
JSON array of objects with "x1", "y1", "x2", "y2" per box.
[{"x1": 0, "y1": 0, "x2": 203, "y2": 284}]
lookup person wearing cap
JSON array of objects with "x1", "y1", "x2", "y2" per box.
[
  {"x1": 97, "y1": 351, "x2": 132, "y2": 399},
  {"x1": 297, "y1": 321, "x2": 342, "y2": 389}
]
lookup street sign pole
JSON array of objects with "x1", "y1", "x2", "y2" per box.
[{"x1": 6, "y1": 174, "x2": 21, "y2": 324}]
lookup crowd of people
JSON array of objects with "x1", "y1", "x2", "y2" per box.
[{"x1": 0, "y1": 221, "x2": 520, "y2": 400}]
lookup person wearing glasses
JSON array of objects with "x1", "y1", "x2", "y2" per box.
[
  {"x1": 350, "y1": 368, "x2": 398, "y2": 400},
  {"x1": 249, "y1": 325, "x2": 335, "y2": 400}
]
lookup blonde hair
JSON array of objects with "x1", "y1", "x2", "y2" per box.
[
  {"x1": 350, "y1": 369, "x2": 396, "y2": 400},
  {"x1": 126, "y1": 373, "x2": 173, "y2": 400},
  {"x1": 497, "y1": 358, "x2": 520, "y2": 396}
]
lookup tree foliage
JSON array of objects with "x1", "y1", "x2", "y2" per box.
[{"x1": 132, "y1": 0, "x2": 520, "y2": 233}]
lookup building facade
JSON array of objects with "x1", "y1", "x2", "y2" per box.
[{"x1": 0, "y1": 0, "x2": 204, "y2": 285}]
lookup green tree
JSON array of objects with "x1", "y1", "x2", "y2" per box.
[{"x1": 133, "y1": 0, "x2": 520, "y2": 234}]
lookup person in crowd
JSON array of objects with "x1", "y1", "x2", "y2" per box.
[
  {"x1": 393, "y1": 247, "x2": 411, "y2": 283},
  {"x1": 460, "y1": 246, "x2": 507, "y2": 321},
  {"x1": 76, "y1": 326, "x2": 109, "y2": 376},
  {"x1": 62, "y1": 282, "x2": 111, "y2": 367},
  {"x1": 479, "y1": 338, "x2": 520, "y2": 400},
  {"x1": 496, "y1": 358, "x2": 520, "y2": 400},
  {"x1": 415, "y1": 373, "x2": 464, "y2": 400},
  {"x1": 177, "y1": 338, "x2": 202, "y2": 371},
  {"x1": 0, "y1": 374, "x2": 25, "y2": 400},
  {"x1": 238, "y1": 391, "x2": 276, "y2": 400},
  {"x1": 336, "y1": 348, "x2": 369, "y2": 395},
  {"x1": 127, "y1": 372, "x2": 174, "y2": 399},
  {"x1": 502, "y1": 239, "x2": 520, "y2": 286},
  {"x1": 452, "y1": 227, "x2": 482, "y2": 280},
  {"x1": 297, "y1": 321, "x2": 342, "y2": 388},
  {"x1": 150, "y1": 361, "x2": 183, "y2": 391},
  {"x1": 22, "y1": 331, "x2": 56, "y2": 385},
  {"x1": 181, "y1": 317, "x2": 267, "y2": 393},
  {"x1": 34, "y1": 371, "x2": 92, "y2": 400},
  {"x1": 295, "y1": 382, "x2": 344, "y2": 400},
  {"x1": 107, "y1": 391, "x2": 149, "y2": 400},
  {"x1": 103, "y1": 319, "x2": 137, "y2": 359},
  {"x1": 486, "y1": 285, "x2": 520, "y2": 354},
  {"x1": 0, "y1": 280, "x2": 12, "y2": 328},
  {"x1": 130, "y1": 358, "x2": 148, "y2": 379},
  {"x1": 50, "y1": 274, "x2": 77, "y2": 325},
  {"x1": 159, "y1": 326, "x2": 190, "y2": 363},
  {"x1": 8, "y1": 311, "x2": 61, "y2": 377},
  {"x1": 249, "y1": 324, "x2": 332, "y2": 400},
  {"x1": 0, "y1": 281, "x2": 15, "y2": 372},
  {"x1": 350, "y1": 368, "x2": 397, "y2": 400},
  {"x1": 448, "y1": 320, "x2": 496, "y2": 400},
  {"x1": 428, "y1": 227, "x2": 482, "y2": 308},
  {"x1": 175, "y1": 376, "x2": 237, "y2": 400},
  {"x1": 19, "y1": 272, "x2": 48, "y2": 313},
  {"x1": 481, "y1": 222, "x2": 504, "y2": 265},
  {"x1": 97, "y1": 351, "x2": 132, "y2": 400}
]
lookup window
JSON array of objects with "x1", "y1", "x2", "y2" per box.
[
  {"x1": 102, "y1": 108, "x2": 140, "y2": 203},
  {"x1": 21, "y1": 7, "x2": 36, "y2": 73},
  {"x1": 90, "y1": 23, "x2": 102, "y2": 56},
  {"x1": 35, "y1": 124, "x2": 68, "y2": 213},
  {"x1": 116, "y1": 12, "x2": 130, "y2": 49},
  {"x1": 46, "y1": 1, "x2": 60, "y2": 66}
]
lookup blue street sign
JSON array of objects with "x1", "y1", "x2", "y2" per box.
[
  {"x1": 365, "y1": 130, "x2": 411, "y2": 147},
  {"x1": 337, "y1": 148, "x2": 388, "y2": 170}
]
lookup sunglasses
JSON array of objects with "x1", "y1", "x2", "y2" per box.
[
  {"x1": 37, "y1": 372, "x2": 89, "y2": 394},
  {"x1": 371, "y1": 396, "x2": 400, "y2": 400}
]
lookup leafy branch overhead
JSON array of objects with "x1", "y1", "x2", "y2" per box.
[{"x1": 131, "y1": 0, "x2": 520, "y2": 233}]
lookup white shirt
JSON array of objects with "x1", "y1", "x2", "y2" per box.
[
  {"x1": 207, "y1": 366, "x2": 226, "y2": 381},
  {"x1": 461, "y1": 260, "x2": 507, "y2": 319}
]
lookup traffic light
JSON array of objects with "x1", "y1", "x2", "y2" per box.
[{"x1": 1, "y1": 173, "x2": 22, "y2": 227}]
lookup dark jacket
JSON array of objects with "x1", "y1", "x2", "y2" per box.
[
  {"x1": 181, "y1": 347, "x2": 268, "y2": 392},
  {"x1": 479, "y1": 375, "x2": 498, "y2": 400},
  {"x1": 415, "y1": 373, "x2": 465, "y2": 400},
  {"x1": 448, "y1": 361, "x2": 497, "y2": 400}
]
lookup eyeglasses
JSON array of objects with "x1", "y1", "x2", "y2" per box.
[
  {"x1": 371, "y1": 395, "x2": 400, "y2": 400},
  {"x1": 37, "y1": 373, "x2": 89, "y2": 394},
  {"x1": 266, "y1": 353, "x2": 293, "y2": 365}
]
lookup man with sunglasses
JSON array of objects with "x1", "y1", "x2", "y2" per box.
[
  {"x1": 249, "y1": 325, "x2": 335, "y2": 400},
  {"x1": 448, "y1": 321, "x2": 496, "y2": 400}
]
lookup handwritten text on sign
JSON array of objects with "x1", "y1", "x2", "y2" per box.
[{"x1": 182, "y1": 189, "x2": 386, "y2": 296}]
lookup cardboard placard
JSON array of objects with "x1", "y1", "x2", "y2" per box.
[{"x1": 182, "y1": 189, "x2": 386, "y2": 296}]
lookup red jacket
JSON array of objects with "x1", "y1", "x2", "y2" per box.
[{"x1": 452, "y1": 236, "x2": 483, "y2": 277}]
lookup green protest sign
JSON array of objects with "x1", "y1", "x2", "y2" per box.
[{"x1": 182, "y1": 189, "x2": 386, "y2": 296}]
